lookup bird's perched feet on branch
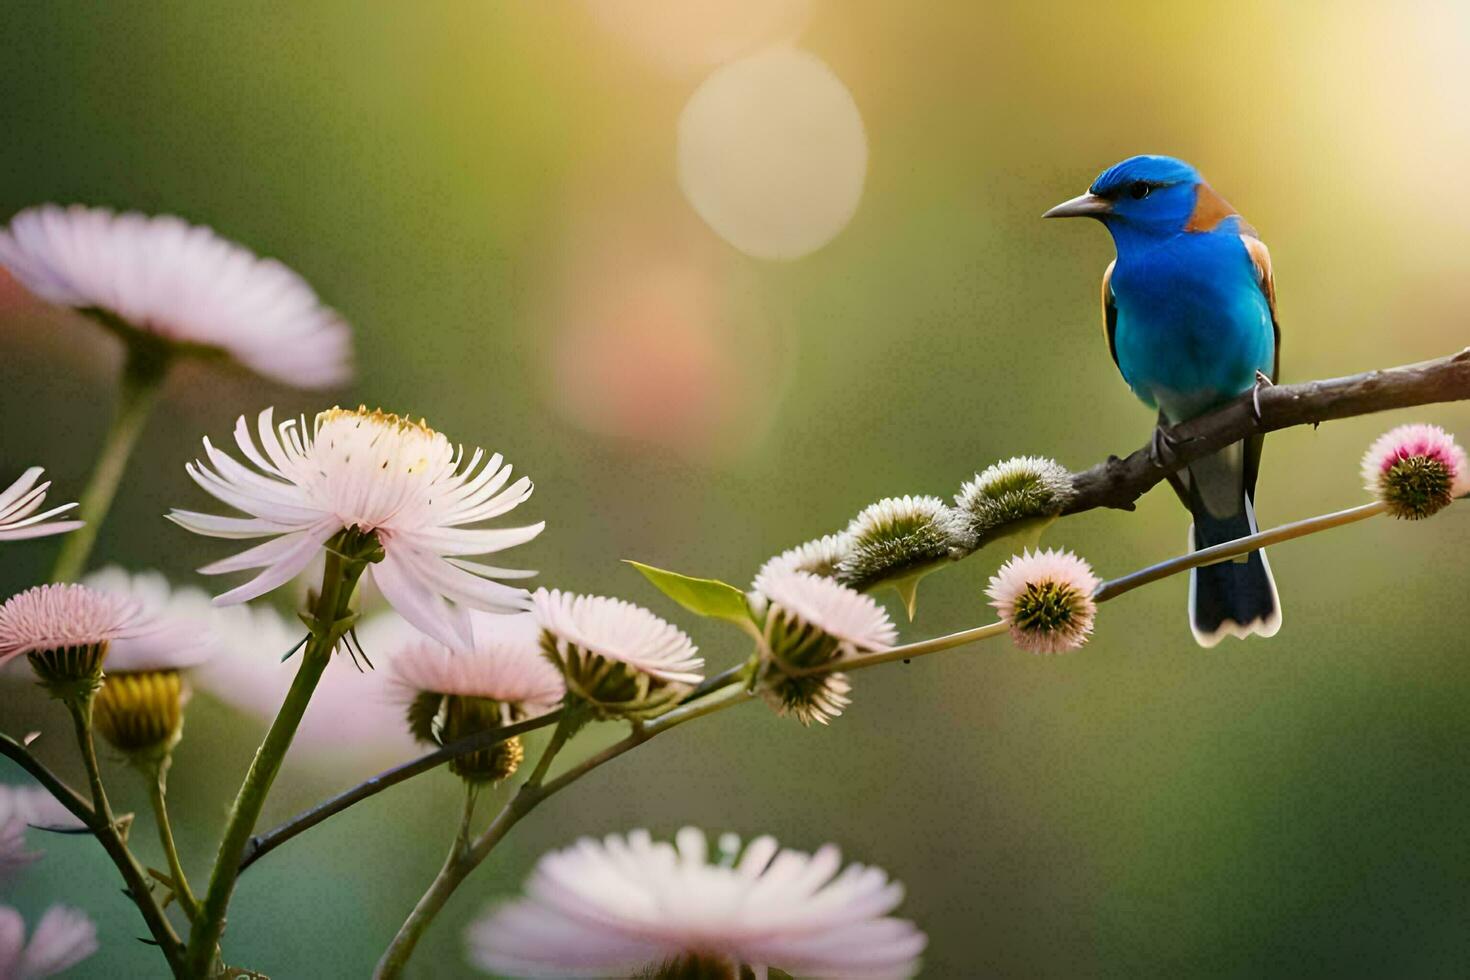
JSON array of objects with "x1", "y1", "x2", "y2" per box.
[{"x1": 1252, "y1": 370, "x2": 1273, "y2": 424}]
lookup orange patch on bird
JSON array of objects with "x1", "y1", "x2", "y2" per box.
[{"x1": 1184, "y1": 183, "x2": 1237, "y2": 232}]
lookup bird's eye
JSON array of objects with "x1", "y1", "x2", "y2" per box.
[{"x1": 1129, "y1": 181, "x2": 1151, "y2": 200}]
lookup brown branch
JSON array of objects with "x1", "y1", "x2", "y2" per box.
[{"x1": 1064, "y1": 347, "x2": 1470, "y2": 514}]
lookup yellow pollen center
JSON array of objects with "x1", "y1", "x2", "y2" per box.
[{"x1": 317, "y1": 404, "x2": 438, "y2": 438}]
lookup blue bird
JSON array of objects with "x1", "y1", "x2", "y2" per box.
[{"x1": 1044, "y1": 155, "x2": 1281, "y2": 646}]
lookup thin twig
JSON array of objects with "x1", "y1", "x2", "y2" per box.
[
  {"x1": 237, "y1": 708, "x2": 564, "y2": 874},
  {"x1": 0, "y1": 732, "x2": 95, "y2": 826}
]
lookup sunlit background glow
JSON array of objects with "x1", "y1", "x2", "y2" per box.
[{"x1": 2, "y1": 2, "x2": 1470, "y2": 977}]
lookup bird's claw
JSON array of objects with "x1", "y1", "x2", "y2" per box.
[
  {"x1": 1251, "y1": 370, "x2": 1273, "y2": 424},
  {"x1": 1149, "y1": 424, "x2": 1181, "y2": 470}
]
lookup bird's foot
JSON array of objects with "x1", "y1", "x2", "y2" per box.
[
  {"x1": 1251, "y1": 370, "x2": 1273, "y2": 424},
  {"x1": 1149, "y1": 424, "x2": 1183, "y2": 470}
]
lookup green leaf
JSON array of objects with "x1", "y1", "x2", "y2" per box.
[{"x1": 624, "y1": 560, "x2": 755, "y2": 628}]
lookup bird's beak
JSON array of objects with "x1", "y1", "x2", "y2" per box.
[{"x1": 1042, "y1": 192, "x2": 1112, "y2": 219}]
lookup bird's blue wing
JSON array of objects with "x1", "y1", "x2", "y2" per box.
[
  {"x1": 1240, "y1": 233, "x2": 1280, "y2": 382},
  {"x1": 1239, "y1": 232, "x2": 1280, "y2": 502}
]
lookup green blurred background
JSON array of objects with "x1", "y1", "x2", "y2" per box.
[{"x1": 3, "y1": 1, "x2": 1469, "y2": 976}]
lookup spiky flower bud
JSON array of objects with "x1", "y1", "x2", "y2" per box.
[
  {"x1": 955, "y1": 456, "x2": 1074, "y2": 546},
  {"x1": 986, "y1": 548, "x2": 1100, "y2": 654},
  {"x1": 753, "y1": 569, "x2": 896, "y2": 726},
  {"x1": 1361, "y1": 424, "x2": 1469, "y2": 520},
  {"x1": 837, "y1": 496, "x2": 966, "y2": 590},
  {"x1": 405, "y1": 691, "x2": 527, "y2": 783},
  {"x1": 93, "y1": 671, "x2": 188, "y2": 760}
]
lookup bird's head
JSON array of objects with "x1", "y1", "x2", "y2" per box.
[{"x1": 1044, "y1": 155, "x2": 1231, "y2": 239}]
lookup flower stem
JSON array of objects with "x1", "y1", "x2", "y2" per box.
[
  {"x1": 183, "y1": 543, "x2": 368, "y2": 977},
  {"x1": 1092, "y1": 500, "x2": 1390, "y2": 602},
  {"x1": 146, "y1": 756, "x2": 200, "y2": 923},
  {"x1": 50, "y1": 338, "x2": 171, "y2": 583},
  {"x1": 65, "y1": 695, "x2": 186, "y2": 974},
  {"x1": 374, "y1": 711, "x2": 583, "y2": 979},
  {"x1": 373, "y1": 686, "x2": 750, "y2": 978}
]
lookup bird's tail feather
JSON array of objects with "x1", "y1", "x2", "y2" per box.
[{"x1": 1187, "y1": 494, "x2": 1281, "y2": 647}]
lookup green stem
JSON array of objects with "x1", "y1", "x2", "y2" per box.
[
  {"x1": 183, "y1": 545, "x2": 367, "y2": 977},
  {"x1": 51, "y1": 339, "x2": 171, "y2": 583},
  {"x1": 373, "y1": 688, "x2": 749, "y2": 978},
  {"x1": 373, "y1": 712, "x2": 579, "y2": 979},
  {"x1": 66, "y1": 697, "x2": 186, "y2": 975},
  {"x1": 147, "y1": 757, "x2": 200, "y2": 922}
]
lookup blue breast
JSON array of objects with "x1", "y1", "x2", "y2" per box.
[{"x1": 1110, "y1": 225, "x2": 1275, "y2": 422}]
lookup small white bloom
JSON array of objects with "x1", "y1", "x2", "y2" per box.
[
  {"x1": 532, "y1": 589, "x2": 703, "y2": 718},
  {"x1": 752, "y1": 532, "x2": 852, "y2": 586},
  {"x1": 466, "y1": 827, "x2": 926, "y2": 979},
  {"x1": 986, "y1": 548, "x2": 1101, "y2": 654},
  {"x1": 169, "y1": 407, "x2": 544, "y2": 647},
  {"x1": 754, "y1": 568, "x2": 897, "y2": 655},
  {"x1": 388, "y1": 611, "x2": 565, "y2": 717},
  {"x1": 0, "y1": 204, "x2": 350, "y2": 387},
  {"x1": 752, "y1": 568, "x2": 895, "y2": 726},
  {"x1": 82, "y1": 567, "x2": 218, "y2": 671},
  {"x1": 0, "y1": 905, "x2": 98, "y2": 979},
  {"x1": 532, "y1": 589, "x2": 703, "y2": 686},
  {"x1": 0, "y1": 468, "x2": 81, "y2": 543}
]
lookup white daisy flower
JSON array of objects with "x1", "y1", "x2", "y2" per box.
[
  {"x1": 388, "y1": 611, "x2": 565, "y2": 717},
  {"x1": 465, "y1": 827, "x2": 926, "y2": 979},
  {"x1": 752, "y1": 568, "x2": 896, "y2": 726},
  {"x1": 0, "y1": 204, "x2": 350, "y2": 388},
  {"x1": 0, "y1": 468, "x2": 82, "y2": 543},
  {"x1": 168, "y1": 407, "x2": 544, "y2": 648},
  {"x1": 754, "y1": 568, "x2": 897, "y2": 655},
  {"x1": 752, "y1": 532, "x2": 852, "y2": 586},
  {"x1": 389, "y1": 611, "x2": 566, "y2": 782},
  {"x1": 194, "y1": 605, "x2": 420, "y2": 779},
  {"x1": 532, "y1": 588, "x2": 703, "y2": 718},
  {"x1": 0, "y1": 905, "x2": 98, "y2": 979}
]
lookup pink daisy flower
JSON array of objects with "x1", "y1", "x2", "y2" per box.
[
  {"x1": 0, "y1": 468, "x2": 81, "y2": 543},
  {"x1": 388, "y1": 611, "x2": 565, "y2": 718},
  {"x1": 0, "y1": 905, "x2": 98, "y2": 979},
  {"x1": 986, "y1": 548, "x2": 1101, "y2": 654},
  {"x1": 0, "y1": 584, "x2": 144, "y2": 668},
  {"x1": 0, "y1": 203, "x2": 350, "y2": 388},
  {"x1": 1360, "y1": 423, "x2": 1470, "y2": 520},
  {"x1": 466, "y1": 827, "x2": 926, "y2": 979}
]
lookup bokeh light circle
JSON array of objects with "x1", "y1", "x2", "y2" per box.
[{"x1": 677, "y1": 45, "x2": 868, "y2": 261}]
